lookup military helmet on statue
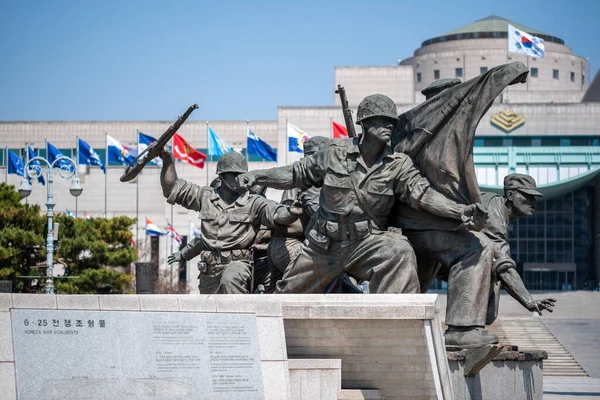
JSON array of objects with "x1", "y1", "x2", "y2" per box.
[
  {"x1": 355, "y1": 94, "x2": 399, "y2": 125},
  {"x1": 216, "y1": 151, "x2": 248, "y2": 175}
]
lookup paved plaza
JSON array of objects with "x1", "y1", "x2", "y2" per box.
[{"x1": 438, "y1": 291, "x2": 600, "y2": 398}]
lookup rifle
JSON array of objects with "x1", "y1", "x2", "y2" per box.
[
  {"x1": 120, "y1": 104, "x2": 199, "y2": 182},
  {"x1": 335, "y1": 85, "x2": 357, "y2": 138}
]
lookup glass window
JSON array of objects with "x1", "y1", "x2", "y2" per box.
[
  {"x1": 416, "y1": 72, "x2": 421, "y2": 83},
  {"x1": 484, "y1": 138, "x2": 503, "y2": 147},
  {"x1": 474, "y1": 138, "x2": 484, "y2": 147},
  {"x1": 553, "y1": 69, "x2": 559, "y2": 79},
  {"x1": 570, "y1": 71, "x2": 575, "y2": 82},
  {"x1": 480, "y1": 66, "x2": 488, "y2": 74},
  {"x1": 560, "y1": 138, "x2": 570, "y2": 146},
  {"x1": 530, "y1": 67, "x2": 538, "y2": 78},
  {"x1": 570, "y1": 137, "x2": 589, "y2": 146},
  {"x1": 455, "y1": 67, "x2": 463, "y2": 78},
  {"x1": 582, "y1": 75, "x2": 586, "y2": 86},
  {"x1": 513, "y1": 138, "x2": 532, "y2": 146},
  {"x1": 434, "y1": 70, "x2": 440, "y2": 79},
  {"x1": 541, "y1": 138, "x2": 560, "y2": 146}
]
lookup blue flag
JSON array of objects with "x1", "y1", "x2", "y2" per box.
[
  {"x1": 208, "y1": 127, "x2": 232, "y2": 157},
  {"x1": 78, "y1": 138, "x2": 105, "y2": 173},
  {"x1": 7, "y1": 150, "x2": 24, "y2": 176},
  {"x1": 138, "y1": 132, "x2": 162, "y2": 166},
  {"x1": 47, "y1": 142, "x2": 74, "y2": 172},
  {"x1": 106, "y1": 135, "x2": 137, "y2": 165},
  {"x1": 247, "y1": 130, "x2": 277, "y2": 162},
  {"x1": 27, "y1": 146, "x2": 45, "y2": 185}
]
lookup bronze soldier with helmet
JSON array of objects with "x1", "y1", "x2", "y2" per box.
[
  {"x1": 159, "y1": 150, "x2": 301, "y2": 294},
  {"x1": 237, "y1": 94, "x2": 487, "y2": 294}
]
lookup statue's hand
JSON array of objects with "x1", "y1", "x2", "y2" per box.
[
  {"x1": 167, "y1": 251, "x2": 184, "y2": 265},
  {"x1": 526, "y1": 298, "x2": 557, "y2": 315},
  {"x1": 461, "y1": 203, "x2": 488, "y2": 231},
  {"x1": 236, "y1": 172, "x2": 255, "y2": 192},
  {"x1": 288, "y1": 200, "x2": 304, "y2": 217},
  {"x1": 159, "y1": 149, "x2": 174, "y2": 162}
]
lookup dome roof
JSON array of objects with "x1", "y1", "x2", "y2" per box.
[{"x1": 421, "y1": 15, "x2": 564, "y2": 47}]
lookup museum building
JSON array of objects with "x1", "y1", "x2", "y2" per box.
[{"x1": 1, "y1": 16, "x2": 599, "y2": 291}]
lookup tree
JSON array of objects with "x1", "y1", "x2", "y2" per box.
[
  {"x1": 0, "y1": 183, "x2": 46, "y2": 291},
  {"x1": 54, "y1": 215, "x2": 137, "y2": 294},
  {"x1": 0, "y1": 183, "x2": 137, "y2": 293}
]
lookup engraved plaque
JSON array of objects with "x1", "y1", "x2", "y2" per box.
[{"x1": 11, "y1": 310, "x2": 264, "y2": 400}]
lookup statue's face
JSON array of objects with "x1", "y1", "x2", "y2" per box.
[
  {"x1": 507, "y1": 190, "x2": 538, "y2": 217},
  {"x1": 220, "y1": 172, "x2": 242, "y2": 193},
  {"x1": 362, "y1": 117, "x2": 396, "y2": 144}
]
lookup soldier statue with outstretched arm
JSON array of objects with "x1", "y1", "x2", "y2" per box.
[
  {"x1": 236, "y1": 94, "x2": 487, "y2": 295},
  {"x1": 159, "y1": 150, "x2": 301, "y2": 294},
  {"x1": 268, "y1": 136, "x2": 330, "y2": 275},
  {"x1": 480, "y1": 174, "x2": 556, "y2": 324}
]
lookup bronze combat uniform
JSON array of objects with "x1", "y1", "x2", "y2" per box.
[
  {"x1": 275, "y1": 137, "x2": 430, "y2": 294},
  {"x1": 480, "y1": 192, "x2": 519, "y2": 324},
  {"x1": 268, "y1": 186, "x2": 320, "y2": 274},
  {"x1": 167, "y1": 179, "x2": 284, "y2": 294}
]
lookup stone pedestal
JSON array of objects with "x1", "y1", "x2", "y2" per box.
[{"x1": 447, "y1": 347, "x2": 547, "y2": 400}]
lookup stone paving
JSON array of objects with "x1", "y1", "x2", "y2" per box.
[
  {"x1": 436, "y1": 291, "x2": 600, "y2": 398},
  {"x1": 544, "y1": 377, "x2": 600, "y2": 399}
]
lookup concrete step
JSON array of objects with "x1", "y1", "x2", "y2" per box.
[
  {"x1": 488, "y1": 319, "x2": 588, "y2": 378},
  {"x1": 338, "y1": 389, "x2": 384, "y2": 400}
]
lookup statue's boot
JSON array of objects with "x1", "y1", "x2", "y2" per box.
[{"x1": 444, "y1": 326, "x2": 499, "y2": 349}]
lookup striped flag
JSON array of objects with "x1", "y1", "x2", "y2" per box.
[{"x1": 166, "y1": 222, "x2": 182, "y2": 246}]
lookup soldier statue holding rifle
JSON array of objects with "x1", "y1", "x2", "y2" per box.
[{"x1": 236, "y1": 93, "x2": 487, "y2": 294}]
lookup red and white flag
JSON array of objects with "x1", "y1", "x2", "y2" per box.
[
  {"x1": 332, "y1": 121, "x2": 348, "y2": 139},
  {"x1": 172, "y1": 133, "x2": 206, "y2": 168}
]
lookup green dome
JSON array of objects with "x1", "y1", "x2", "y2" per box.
[{"x1": 421, "y1": 15, "x2": 564, "y2": 47}]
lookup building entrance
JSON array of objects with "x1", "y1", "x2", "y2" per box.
[{"x1": 523, "y1": 263, "x2": 577, "y2": 291}]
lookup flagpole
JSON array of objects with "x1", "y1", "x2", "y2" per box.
[
  {"x1": 23, "y1": 144, "x2": 29, "y2": 205},
  {"x1": 526, "y1": 56, "x2": 530, "y2": 91},
  {"x1": 329, "y1": 117, "x2": 333, "y2": 139},
  {"x1": 75, "y1": 135, "x2": 79, "y2": 218},
  {"x1": 188, "y1": 219, "x2": 192, "y2": 286},
  {"x1": 206, "y1": 121, "x2": 209, "y2": 186},
  {"x1": 136, "y1": 129, "x2": 139, "y2": 247},
  {"x1": 104, "y1": 132, "x2": 108, "y2": 218},
  {"x1": 285, "y1": 118, "x2": 288, "y2": 166},
  {"x1": 246, "y1": 119, "x2": 250, "y2": 164},
  {"x1": 170, "y1": 207, "x2": 174, "y2": 289},
  {"x1": 506, "y1": 20, "x2": 510, "y2": 104},
  {"x1": 164, "y1": 232, "x2": 168, "y2": 289},
  {"x1": 4, "y1": 145, "x2": 7, "y2": 183}
]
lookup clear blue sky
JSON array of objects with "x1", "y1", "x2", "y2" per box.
[{"x1": 0, "y1": 0, "x2": 598, "y2": 121}]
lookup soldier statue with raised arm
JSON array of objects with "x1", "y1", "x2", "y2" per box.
[{"x1": 159, "y1": 150, "x2": 301, "y2": 294}]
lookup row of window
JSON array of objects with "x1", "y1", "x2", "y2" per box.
[
  {"x1": 417, "y1": 68, "x2": 585, "y2": 84},
  {"x1": 508, "y1": 189, "x2": 593, "y2": 272},
  {"x1": 474, "y1": 137, "x2": 600, "y2": 147}
]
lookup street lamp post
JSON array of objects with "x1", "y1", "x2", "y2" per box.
[{"x1": 18, "y1": 155, "x2": 82, "y2": 294}]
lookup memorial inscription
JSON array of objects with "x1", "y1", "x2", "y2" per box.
[{"x1": 11, "y1": 310, "x2": 264, "y2": 400}]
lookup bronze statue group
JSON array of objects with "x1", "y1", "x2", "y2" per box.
[{"x1": 158, "y1": 63, "x2": 555, "y2": 349}]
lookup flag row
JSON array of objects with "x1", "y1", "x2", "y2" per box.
[{"x1": 5, "y1": 121, "x2": 351, "y2": 179}]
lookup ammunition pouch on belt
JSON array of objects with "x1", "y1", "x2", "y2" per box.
[
  {"x1": 198, "y1": 249, "x2": 253, "y2": 272},
  {"x1": 315, "y1": 217, "x2": 381, "y2": 241}
]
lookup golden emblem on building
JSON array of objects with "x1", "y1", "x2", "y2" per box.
[{"x1": 490, "y1": 109, "x2": 525, "y2": 133}]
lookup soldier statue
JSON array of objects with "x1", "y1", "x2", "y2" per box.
[
  {"x1": 390, "y1": 63, "x2": 534, "y2": 348},
  {"x1": 268, "y1": 136, "x2": 329, "y2": 275},
  {"x1": 159, "y1": 150, "x2": 301, "y2": 294},
  {"x1": 479, "y1": 174, "x2": 556, "y2": 324},
  {"x1": 237, "y1": 94, "x2": 487, "y2": 294}
]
